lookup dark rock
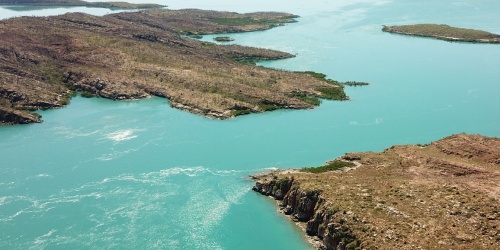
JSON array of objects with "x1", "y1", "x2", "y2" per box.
[
  {"x1": 252, "y1": 177, "x2": 359, "y2": 250},
  {"x1": 0, "y1": 107, "x2": 41, "y2": 125}
]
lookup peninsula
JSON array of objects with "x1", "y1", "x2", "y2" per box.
[
  {"x1": 382, "y1": 24, "x2": 500, "y2": 43},
  {"x1": 0, "y1": 0, "x2": 165, "y2": 10},
  {"x1": 253, "y1": 133, "x2": 500, "y2": 249},
  {"x1": 0, "y1": 9, "x2": 348, "y2": 125}
]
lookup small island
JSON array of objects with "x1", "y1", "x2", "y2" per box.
[
  {"x1": 341, "y1": 81, "x2": 369, "y2": 87},
  {"x1": 252, "y1": 133, "x2": 500, "y2": 249},
  {"x1": 382, "y1": 24, "x2": 500, "y2": 43},
  {"x1": 0, "y1": 0, "x2": 165, "y2": 10},
  {"x1": 214, "y1": 36, "x2": 235, "y2": 42}
]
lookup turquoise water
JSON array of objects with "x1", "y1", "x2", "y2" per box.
[{"x1": 1, "y1": 0, "x2": 500, "y2": 249}]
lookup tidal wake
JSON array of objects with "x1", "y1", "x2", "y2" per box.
[{"x1": 0, "y1": 166, "x2": 251, "y2": 249}]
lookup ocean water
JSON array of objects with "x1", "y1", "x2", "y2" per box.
[{"x1": 1, "y1": 0, "x2": 499, "y2": 249}]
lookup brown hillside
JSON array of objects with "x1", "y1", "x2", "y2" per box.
[
  {"x1": 253, "y1": 134, "x2": 500, "y2": 249},
  {"x1": 0, "y1": 10, "x2": 347, "y2": 124}
]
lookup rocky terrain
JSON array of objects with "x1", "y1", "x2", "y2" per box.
[
  {"x1": 0, "y1": 9, "x2": 348, "y2": 125},
  {"x1": 252, "y1": 134, "x2": 500, "y2": 249},
  {"x1": 382, "y1": 24, "x2": 500, "y2": 43}
]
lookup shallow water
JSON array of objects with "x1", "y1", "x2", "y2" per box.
[{"x1": 1, "y1": 0, "x2": 499, "y2": 249}]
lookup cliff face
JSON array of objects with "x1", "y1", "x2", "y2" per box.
[
  {"x1": 252, "y1": 134, "x2": 500, "y2": 249},
  {"x1": 253, "y1": 176, "x2": 359, "y2": 250},
  {"x1": 0, "y1": 107, "x2": 41, "y2": 124}
]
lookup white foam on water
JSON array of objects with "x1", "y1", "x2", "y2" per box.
[
  {"x1": 175, "y1": 169, "x2": 250, "y2": 249},
  {"x1": 26, "y1": 173, "x2": 52, "y2": 180},
  {"x1": 31, "y1": 229, "x2": 57, "y2": 250},
  {"x1": 52, "y1": 126, "x2": 100, "y2": 139},
  {"x1": 349, "y1": 117, "x2": 384, "y2": 126},
  {"x1": 106, "y1": 129, "x2": 137, "y2": 142},
  {"x1": 1, "y1": 166, "x2": 251, "y2": 248},
  {"x1": 98, "y1": 148, "x2": 138, "y2": 161}
]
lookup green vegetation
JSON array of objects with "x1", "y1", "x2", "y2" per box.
[
  {"x1": 57, "y1": 92, "x2": 74, "y2": 106},
  {"x1": 188, "y1": 34, "x2": 203, "y2": 39},
  {"x1": 301, "y1": 71, "x2": 349, "y2": 100},
  {"x1": 317, "y1": 87, "x2": 348, "y2": 100},
  {"x1": 303, "y1": 71, "x2": 340, "y2": 85},
  {"x1": 39, "y1": 61, "x2": 64, "y2": 85},
  {"x1": 229, "y1": 57, "x2": 259, "y2": 65},
  {"x1": 303, "y1": 71, "x2": 327, "y2": 80},
  {"x1": 258, "y1": 103, "x2": 279, "y2": 111},
  {"x1": 288, "y1": 92, "x2": 321, "y2": 106},
  {"x1": 214, "y1": 36, "x2": 235, "y2": 42},
  {"x1": 275, "y1": 177, "x2": 290, "y2": 190},
  {"x1": 80, "y1": 91, "x2": 96, "y2": 98},
  {"x1": 301, "y1": 160, "x2": 355, "y2": 173},
  {"x1": 328, "y1": 206, "x2": 340, "y2": 215},
  {"x1": 342, "y1": 81, "x2": 369, "y2": 86},
  {"x1": 382, "y1": 24, "x2": 500, "y2": 43}
]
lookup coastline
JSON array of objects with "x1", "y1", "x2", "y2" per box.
[
  {"x1": 0, "y1": 9, "x2": 350, "y2": 125},
  {"x1": 1, "y1": 1, "x2": 500, "y2": 249},
  {"x1": 252, "y1": 134, "x2": 500, "y2": 249},
  {"x1": 251, "y1": 170, "x2": 331, "y2": 249}
]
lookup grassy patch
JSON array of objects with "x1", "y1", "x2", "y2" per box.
[
  {"x1": 288, "y1": 92, "x2": 321, "y2": 106},
  {"x1": 258, "y1": 103, "x2": 279, "y2": 111},
  {"x1": 275, "y1": 177, "x2": 290, "y2": 190},
  {"x1": 39, "y1": 61, "x2": 64, "y2": 85},
  {"x1": 317, "y1": 86, "x2": 348, "y2": 100},
  {"x1": 229, "y1": 57, "x2": 259, "y2": 65},
  {"x1": 342, "y1": 81, "x2": 369, "y2": 86},
  {"x1": 303, "y1": 71, "x2": 340, "y2": 84},
  {"x1": 214, "y1": 36, "x2": 235, "y2": 42},
  {"x1": 80, "y1": 91, "x2": 96, "y2": 98},
  {"x1": 301, "y1": 160, "x2": 355, "y2": 173},
  {"x1": 303, "y1": 71, "x2": 328, "y2": 80}
]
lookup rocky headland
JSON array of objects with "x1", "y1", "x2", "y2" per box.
[
  {"x1": 252, "y1": 134, "x2": 500, "y2": 249},
  {"x1": 382, "y1": 24, "x2": 500, "y2": 43},
  {"x1": 0, "y1": 9, "x2": 349, "y2": 125}
]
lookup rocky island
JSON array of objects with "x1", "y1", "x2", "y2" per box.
[
  {"x1": 382, "y1": 24, "x2": 500, "y2": 43},
  {"x1": 0, "y1": 9, "x2": 349, "y2": 125},
  {"x1": 214, "y1": 36, "x2": 235, "y2": 42},
  {"x1": 252, "y1": 134, "x2": 500, "y2": 249},
  {"x1": 0, "y1": 0, "x2": 165, "y2": 10}
]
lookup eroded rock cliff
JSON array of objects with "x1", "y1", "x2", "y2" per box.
[
  {"x1": 252, "y1": 134, "x2": 500, "y2": 249},
  {"x1": 253, "y1": 176, "x2": 359, "y2": 250}
]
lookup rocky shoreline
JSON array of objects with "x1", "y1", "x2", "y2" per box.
[
  {"x1": 252, "y1": 134, "x2": 500, "y2": 249},
  {"x1": 251, "y1": 163, "x2": 361, "y2": 250},
  {"x1": 0, "y1": 9, "x2": 349, "y2": 125}
]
